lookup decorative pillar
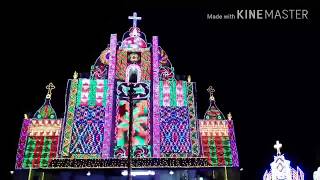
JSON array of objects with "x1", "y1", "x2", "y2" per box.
[
  {"x1": 152, "y1": 36, "x2": 160, "y2": 157},
  {"x1": 102, "y1": 34, "x2": 117, "y2": 158},
  {"x1": 61, "y1": 79, "x2": 78, "y2": 156},
  {"x1": 227, "y1": 120, "x2": 239, "y2": 167},
  {"x1": 15, "y1": 118, "x2": 31, "y2": 169}
]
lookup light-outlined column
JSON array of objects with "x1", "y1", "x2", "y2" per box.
[
  {"x1": 102, "y1": 34, "x2": 117, "y2": 158},
  {"x1": 152, "y1": 36, "x2": 160, "y2": 157}
]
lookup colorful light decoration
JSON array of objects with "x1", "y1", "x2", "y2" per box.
[
  {"x1": 16, "y1": 83, "x2": 62, "y2": 169},
  {"x1": 15, "y1": 12, "x2": 239, "y2": 172},
  {"x1": 67, "y1": 79, "x2": 108, "y2": 157},
  {"x1": 187, "y1": 82, "x2": 201, "y2": 157},
  {"x1": 125, "y1": 64, "x2": 142, "y2": 82},
  {"x1": 198, "y1": 86, "x2": 238, "y2": 167},
  {"x1": 160, "y1": 106, "x2": 192, "y2": 156},
  {"x1": 204, "y1": 86, "x2": 225, "y2": 120},
  {"x1": 263, "y1": 141, "x2": 304, "y2": 180},
  {"x1": 114, "y1": 98, "x2": 151, "y2": 150},
  {"x1": 61, "y1": 79, "x2": 78, "y2": 157},
  {"x1": 159, "y1": 80, "x2": 188, "y2": 107},
  {"x1": 102, "y1": 33, "x2": 117, "y2": 158},
  {"x1": 48, "y1": 157, "x2": 211, "y2": 168},
  {"x1": 70, "y1": 106, "x2": 104, "y2": 155},
  {"x1": 152, "y1": 35, "x2": 161, "y2": 158},
  {"x1": 15, "y1": 118, "x2": 31, "y2": 169}
]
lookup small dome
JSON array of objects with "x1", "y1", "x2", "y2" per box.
[
  {"x1": 121, "y1": 27, "x2": 147, "y2": 49},
  {"x1": 121, "y1": 36, "x2": 147, "y2": 49},
  {"x1": 204, "y1": 86, "x2": 226, "y2": 120}
]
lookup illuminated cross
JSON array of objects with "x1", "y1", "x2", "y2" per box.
[
  {"x1": 207, "y1": 86, "x2": 215, "y2": 101},
  {"x1": 274, "y1": 140, "x2": 282, "y2": 155},
  {"x1": 46, "y1": 82, "x2": 55, "y2": 99},
  {"x1": 128, "y1": 12, "x2": 141, "y2": 28}
]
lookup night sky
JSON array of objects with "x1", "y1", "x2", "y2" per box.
[{"x1": 2, "y1": 1, "x2": 319, "y2": 180}]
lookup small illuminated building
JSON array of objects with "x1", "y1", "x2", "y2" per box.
[{"x1": 263, "y1": 141, "x2": 304, "y2": 180}]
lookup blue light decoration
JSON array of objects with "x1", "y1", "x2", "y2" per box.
[
  {"x1": 263, "y1": 141, "x2": 304, "y2": 180},
  {"x1": 159, "y1": 106, "x2": 192, "y2": 156}
]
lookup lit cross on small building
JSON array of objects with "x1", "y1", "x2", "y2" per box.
[
  {"x1": 274, "y1": 140, "x2": 282, "y2": 155},
  {"x1": 207, "y1": 86, "x2": 216, "y2": 101},
  {"x1": 128, "y1": 12, "x2": 141, "y2": 28},
  {"x1": 46, "y1": 82, "x2": 55, "y2": 99}
]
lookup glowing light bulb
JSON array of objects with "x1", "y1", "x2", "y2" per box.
[
  {"x1": 86, "y1": 171, "x2": 91, "y2": 176},
  {"x1": 169, "y1": 170, "x2": 174, "y2": 175}
]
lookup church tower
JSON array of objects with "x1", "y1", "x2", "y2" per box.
[{"x1": 15, "y1": 83, "x2": 62, "y2": 169}]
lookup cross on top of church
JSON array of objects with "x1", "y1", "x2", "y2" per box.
[
  {"x1": 46, "y1": 82, "x2": 55, "y2": 99},
  {"x1": 128, "y1": 12, "x2": 141, "y2": 28},
  {"x1": 274, "y1": 140, "x2": 282, "y2": 155},
  {"x1": 207, "y1": 86, "x2": 216, "y2": 101}
]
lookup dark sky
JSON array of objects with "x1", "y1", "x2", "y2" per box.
[{"x1": 2, "y1": 1, "x2": 319, "y2": 180}]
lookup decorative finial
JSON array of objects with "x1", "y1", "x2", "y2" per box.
[
  {"x1": 227, "y1": 112, "x2": 232, "y2": 120},
  {"x1": 73, "y1": 71, "x2": 78, "y2": 79},
  {"x1": 24, "y1": 113, "x2": 28, "y2": 119},
  {"x1": 187, "y1": 75, "x2": 191, "y2": 83},
  {"x1": 274, "y1": 140, "x2": 282, "y2": 155},
  {"x1": 45, "y1": 83, "x2": 55, "y2": 99},
  {"x1": 207, "y1": 86, "x2": 215, "y2": 101},
  {"x1": 128, "y1": 12, "x2": 141, "y2": 28}
]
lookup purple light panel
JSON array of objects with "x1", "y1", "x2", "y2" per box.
[
  {"x1": 152, "y1": 36, "x2": 160, "y2": 157},
  {"x1": 227, "y1": 120, "x2": 239, "y2": 167},
  {"x1": 15, "y1": 119, "x2": 31, "y2": 169},
  {"x1": 102, "y1": 34, "x2": 117, "y2": 158}
]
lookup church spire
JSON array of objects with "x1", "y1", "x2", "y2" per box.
[
  {"x1": 204, "y1": 86, "x2": 226, "y2": 120},
  {"x1": 33, "y1": 82, "x2": 57, "y2": 119}
]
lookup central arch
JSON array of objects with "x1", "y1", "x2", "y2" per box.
[{"x1": 126, "y1": 64, "x2": 141, "y2": 83}]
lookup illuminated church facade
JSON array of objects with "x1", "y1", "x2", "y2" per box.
[
  {"x1": 15, "y1": 12, "x2": 239, "y2": 180},
  {"x1": 263, "y1": 141, "x2": 304, "y2": 180}
]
